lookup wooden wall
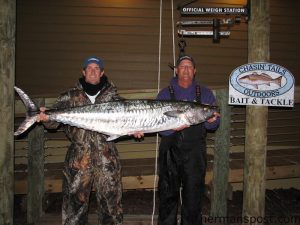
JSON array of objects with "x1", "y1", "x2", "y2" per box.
[
  {"x1": 15, "y1": 0, "x2": 299, "y2": 97},
  {"x1": 270, "y1": 0, "x2": 300, "y2": 74}
]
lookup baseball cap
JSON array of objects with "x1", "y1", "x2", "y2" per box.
[
  {"x1": 176, "y1": 55, "x2": 195, "y2": 67},
  {"x1": 83, "y1": 56, "x2": 104, "y2": 69}
]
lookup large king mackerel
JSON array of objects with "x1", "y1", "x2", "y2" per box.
[{"x1": 14, "y1": 86, "x2": 218, "y2": 141}]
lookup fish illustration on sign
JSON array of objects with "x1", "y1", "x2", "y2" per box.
[
  {"x1": 238, "y1": 72, "x2": 282, "y2": 89},
  {"x1": 14, "y1": 86, "x2": 218, "y2": 141}
]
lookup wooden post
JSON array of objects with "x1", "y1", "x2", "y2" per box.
[
  {"x1": 27, "y1": 98, "x2": 45, "y2": 224},
  {"x1": 210, "y1": 88, "x2": 231, "y2": 217},
  {"x1": 242, "y1": 0, "x2": 270, "y2": 224},
  {"x1": 0, "y1": 0, "x2": 16, "y2": 224}
]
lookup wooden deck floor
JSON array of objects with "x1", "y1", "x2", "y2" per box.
[
  {"x1": 34, "y1": 214, "x2": 158, "y2": 225},
  {"x1": 15, "y1": 188, "x2": 300, "y2": 225},
  {"x1": 29, "y1": 213, "x2": 243, "y2": 225}
]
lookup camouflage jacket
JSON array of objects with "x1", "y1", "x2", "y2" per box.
[{"x1": 44, "y1": 79, "x2": 122, "y2": 169}]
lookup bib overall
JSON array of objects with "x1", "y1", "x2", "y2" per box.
[{"x1": 158, "y1": 85, "x2": 207, "y2": 225}]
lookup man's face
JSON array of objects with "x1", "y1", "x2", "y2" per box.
[
  {"x1": 82, "y1": 63, "x2": 104, "y2": 85},
  {"x1": 176, "y1": 59, "x2": 196, "y2": 87}
]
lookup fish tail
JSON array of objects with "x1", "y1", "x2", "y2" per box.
[
  {"x1": 14, "y1": 86, "x2": 38, "y2": 136},
  {"x1": 275, "y1": 76, "x2": 282, "y2": 87}
]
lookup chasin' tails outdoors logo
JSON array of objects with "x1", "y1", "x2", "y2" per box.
[
  {"x1": 229, "y1": 62, "x2": 295, "y2": 107},
  {"x1": 238, "y1": 72, "x2": 282, "y2": 90}
]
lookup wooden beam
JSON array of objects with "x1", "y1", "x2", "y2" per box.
[
  {"x1": 211, "y1": 89, "x2": 231, "y2": 217},
  {"x1": 243, "y1": 0, "x2": 270, "y2": 224},
  {"x1": 0, "y1": 0, "x2": 16, "y2": 225},
  {"x1": 27, "y1": 98, "x2": 45, "y2": 224}
]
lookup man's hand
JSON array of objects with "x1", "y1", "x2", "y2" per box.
[
  {"x1": 207, "y1": 112, "x2": 220, "y2": 123},
  {"x1": 36, "y1": 107, "x2": 49, "y2": 122},
  {"x1": 173, "y1": 124, "x2": 189, "y2": 131},
  {"x1": 131, "y1": 131, "x2": 144, "y2": 139}
]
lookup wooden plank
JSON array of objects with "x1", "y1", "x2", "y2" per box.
[
  {"x1": 27, "y1": 98, "x2": 45, "y2": 224},
  {"x1": 18, "y1": 0, "x2": 160, "y2": 9},
  {"x1": 19, "y1": 6, "x2": 160, "y2": 18},
  {"x1": 0, "y1": 0, "x2": 15, "y2": 224},
  {"x1": 16, "y1": 42, "x2": 249, "y2": 58},
  {"x1": 229, "y1": 164, "x2": 300, "y2": 183},
  {"x1": 243, "y1": 1, "x2": 270, "y2": 224},
  {"x1": 14, "y1": 164, "x2": 300, "y2": 194},
  {"x1": 14, "y1": 32, "x2": 248, "y2": 51},
  {"x1": 14, "y1": 138, "x2": 300, "y2": 164},
  {"x1": 15, "y1": 145, "x2": 300, "y2": 179},
  {"x1": 211, "y1": 89, "x2": 231, "y2": 217}
]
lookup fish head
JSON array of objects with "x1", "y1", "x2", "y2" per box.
[{"x1": 184, "y1": 104, "x2": 218, "y2": 125}]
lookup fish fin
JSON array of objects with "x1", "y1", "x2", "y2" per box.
[
  {"x1": 14, "y1": 86, "x2": 38, "y2": 112},
  {"x1": 260, "y1": 73, "x2": 273, "y2": 79},
  {"x1": 106, "y1": 135, "x2": 121, "y2": 141},
  {"x1": 14, "y1": 116, "x2": 37, "y2": 136},
  {"x1": 275, "y1": 76, "x2": 282, "y2": 87},
  {"x1": 14, "y1": 86, "x2": 38, "y2": 136},
  {"x1": 164, "y1": 110, "x2": 184, "y2": 118}
]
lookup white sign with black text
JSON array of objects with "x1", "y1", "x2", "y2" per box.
[{"x1": 229, "y1": 62, "x2": 295, "y2": 107}]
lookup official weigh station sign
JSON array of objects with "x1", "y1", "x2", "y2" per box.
[
  {"x1": 229, "y1": 62, "x2": 295, "y2": 107},
  {"x1": 181, "y1": 7, "x2": 248, "y2": 15}
]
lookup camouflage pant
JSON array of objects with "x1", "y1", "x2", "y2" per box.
[{"x1": 61, "y1": 143, "x2": 123, "y2": 225}]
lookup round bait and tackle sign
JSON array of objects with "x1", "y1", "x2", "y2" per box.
[{"x1": 229, "y1": 62, "x2": 295, "y2": 107}]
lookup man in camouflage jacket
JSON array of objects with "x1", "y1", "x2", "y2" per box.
[{"x1": 39, "y1": 57, "x2": 123, "y2": 225}]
